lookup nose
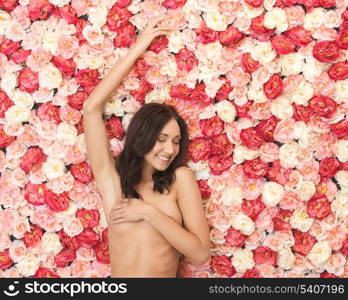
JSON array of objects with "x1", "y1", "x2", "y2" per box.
[{"x1": 164, "y1": 141, "x2": 175, "y2": 155}]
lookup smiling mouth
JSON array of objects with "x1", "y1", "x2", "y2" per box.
[{"x1": 156, "y1": 155, "x2": 171, "y2": 164}]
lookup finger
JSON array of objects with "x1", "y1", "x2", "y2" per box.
[
  {"x1": 111, "y1": 217, "x2": 127, "y2": 225},
  {"x1": 148, "y1": 15, "x2": 168, "y2": 28}
]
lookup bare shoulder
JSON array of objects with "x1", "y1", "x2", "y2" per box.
[
  {"x1": 174, "y1": 166, "x2": 199, "y2": 203},
  {"x1": 174, "y1": 166, "x2": 195, "y2": 183}
]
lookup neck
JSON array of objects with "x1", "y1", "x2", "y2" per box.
[{"x1": 141, "y1": 162, "x2": 154, "y2": 184}]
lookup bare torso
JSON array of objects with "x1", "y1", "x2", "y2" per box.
[{"x1": 108, "y1": 181, "x2": 183, "y2": 278}]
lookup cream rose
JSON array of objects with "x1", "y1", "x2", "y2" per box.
[
  {"x1": 242, "y1": 2, "x2": 264, "y2": 18},
  {"x1": 167, "y1": 31, "x2": 185, "y2": 53},
  {"x1": 279, "y1": 142, "x2": 299, "y2": 168},
  {"x1": 290, "y1": 207, "x2": 314, "y2": 232},
  {"x1": 82, "y1": 24, "x2": 104, "y2": 45},
  {"x1": 280, "y1": 53, "x2": 305, "y2": 76},
  {"x1": 334, "y1": 140, "x2": 348, "y2": 163},
  {"x1": 331, "y1": 192, "x2": 348, "y2": 218},
  {"x1": 16, "y1": 253, "x2": 40, "y2": 277},
  {"x1": 0, "y1": 10, "x2": 11, "y2": 34},
  {"x1": 230, "y1": 214, "x2": 255, "y2": 235},
  {"x1": 56, "y1": 122, "x2": 78, "y2": 146},
  {"x1": 308, "y1": 241, "x2": 332, "y2": 266},
  {"x1": 63, "y1": 216, "x2": 84, "y2": 237},
  {"x1": 232, "y1": 248, "x2": 255, "y2": 273},
  {"x1": 292, "y1": 81, "x2": 314, "y2": 105},
  {"x1": 187, "y1": 160, "x2": 210, "y2": 180},
  {"x1": 247, "y1": 86, "x2": 268, "y2": 103},
  {"x1": 104, "y1": 94, "x2": 124, "y2": 117},
  {"x1": 40, "y1": 232, "x2": 63, "y2": 255},
  {"x1": 42, "y1": 157, "x2": 66, "y2": 180},
  {"x1": 160, "y1": 58, "x2": 177, "y2": 78},
  {"x1": 262, "y1": 182, "x2": 285, "y2": 207},
  {"x1": 48, "y1": 0, "x2": 70, "y2": 6},
  {"x1": 250, "y1": 42, "x2": 277, "y2": 65},
  {"x1": 334, "y1": 79, "x2": 348, "y2": 103},
  {"x1": 271, "y1": 96, "x2": 293, "y2": 120},
  {"x1": 5, "y1": 105, "x2": 31, "y2": 124},
  {"x1": 42, "y1": 31, "x2": 58, "y2": 55},
  {"x1": 264, "y1": 8, "x2": 288, "y2": 33},
  {"x1": 203, "y1": 12, "x2": 227, "y2": 31},
  {"x1": 220, "y1": 186, "x2": 243, "y2": 206},
  {"x1": 215, "y1": 100, "x2": 236, "y2": 123},
  {"x1": 296, "y1": 181, "x2": 316, "y2": 201},
  {"x1": 277, "y1": 246, "x2": 295, "y2": 270},
  {"x1": 335, "y1": 170, "x2": 348, "y2": 190},
  {"x1": 303, "y1": 7, "x2": 325, "y2": 30},
  {"x1": 76, "y1": 54, "x2": 104, "y2": 70},
  {"x1": 145, "y1": 87, "x2": 170, "y2": 104},
  {"x1": 88, "y1": 5, "x2": 108, "y2": 27},
  {"x1": 12, "y1": 90, "x2": 35, "y2": 109},
  {"x1": 0, "y1": 72, "x2": 17, "y2": 97},
  {"x1": 39, "y1": 63, "x2": 63, "y2": 90},
  {"x1": 302, "y1": 58, "x2": 327, "y2": 82},
  {"x1": 233, "y1": 144, "x2": 260, "y2": 164}
]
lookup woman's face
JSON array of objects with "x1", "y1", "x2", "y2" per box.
[{"x1": 144, "y1": 118, "x2": 181, "y2": 171}]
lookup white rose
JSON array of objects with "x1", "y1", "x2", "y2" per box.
[
  {"x1": 271, "y1": 96, "x2": 293, "y2": 120},
  {"x1": 292, "y1": 81, "x2": 314, "y2": 105},
  {"x1": 88, "y1": 5, "x2": 108, "y2": 27},
  {"x1": 48, "y1": 0, "x2": 70, "y2": 6},
  {"x1": 230, "y1": 214, "x2": 255, "y2": 235},
  {"x1": 215, "y1": 100, "x2": 236, "y2": 123},
  {"x1": 82, "y1": 24, "x2": 104, "y2": 45},
  {"x1": 42, "y1": 157, "x2": 66, "y2": 180},
  {"x1": 203, "y1": 12, "x2": 227, "y2": 31},
  {"x1": 296, "y1": 181, "x2": 316, "y2": 201},
  {"x1": 242, "y1": 2, "x2": 264, "y2": 18},
  {"x1": 40, "y1": 232, "x2": 63, "y2": 255},
  {"x1": 220, "y1": 186, "x2": 243, "y2": 206},
  {"x1": 298, "y1": 127, "x2": 318, "y2": 148},
  {"x1": 16, "y1": 253, "x2": 40, "y2": 277},
  {"x1": 262, "y1": 182, "x2": 285, "y2": 207},
  {"x1": 5, "y1": 105, "x2": 31, "y2": 124},
  {"x1": 279, "y1": 142, "x2": 299, "y2": 168},
  {"x1": 280, "y1": 53, "x2": 305, "y2": 76},
  {"x1": 302, "y1": 57, "x2": 327, "y2": 82},
  {"x1": 232, "y1": 248, "x2": 255, "y2": 273},
  {"x1": 264, "y1": 8, "x2": 288, "y2": 33},
  {"x1": 0, "y1": 10, "x2": 11, "y2": 35},
  {"x1": 334, "y1": 140, "x2": 348, "y2": 162},
  {"x1": 277, "y1": 246, "x2": 295, "y2": 270},
  {"x1": 187, "y1": 160, "x2": 210, "y2": 180},
  {"x1": 104, "y1": 94, "x2": 124, "y2": 117},
  {"x1": 247, "y1": 86, "x2": 268, "y2": 103},
  {"x1": 56, "y1": 122, "x2": 78, "y2": 146},
  {"x1": 251, "y1": 42, "x2": 277, "y2": 65},
  {"x1": 331, "y1": 192, "x2": 348, "y2": 218},
  {"x1": 335, "y1": 170, "x2": 348, "y2": 190},
  {"x1": 121, "y1": 113, "x2": 134, "y2": 132},
  {"x1": 308, "y1": 241, "x2": 332, "y2": 266},
  {"x1": 42, "y1": 31, "x2": 59, "y2": 55},
  {"x1": 334, "y1": 79, "x2": 348, "y2": 103},
  {"x1": 304, "y1": 8, "x2": 325, "y2": 30},
  {"x1": 145, "y1": 87, "x2": 170, "y2": 104},
  {"x1": 77, "y1": 54, "x2": 104, "y2": 70},
  {"x1": 12, "y1": 90, "x2": 34, "y2": 109},
  {"x1": 290, "y1": 207, "x2": 314, "y2": 232},
  {"x1": 263, "y1": 0, "x2": 277, "y2": 10},
  {"x1": 39, "y1": 63, "x2": 62, "y2": 90},
  {"x1": 167, "y1": 31, "x2": 185, "y2": 53},
  {"x1": 160, "y1": 58, "x2": 177, "y2": 77},
  {"x1": 76, "y1": 134, "x2": 87, "y2": 153},
  {"x1": 233, "y1": 144, "x2": 259, "y2": 164},
  {"x1": 0, "y1": 72, "x2": 17, "y2": 97}
]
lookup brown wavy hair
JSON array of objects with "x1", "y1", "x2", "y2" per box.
[{"x1": 115, "y1": 103, "x2": 188, "y2": 199}]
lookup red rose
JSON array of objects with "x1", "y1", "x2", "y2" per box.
[
  {"x1": 17, "y1": 67, "x2": 39, "y2": 93},
  {"x1": 106, "y1": 116, "x2": 125, "y2": 140},
  {"x1": 245, "y1": 0, "x2": 264, "y2": 7},
  {"x1": 319, "y1": 0, "x2": 336, "y2": 7},
  {"x1": 267, "y1": 160, "x2": 292, "y2": 185},
  {"x1": 200, "y1": 115, "x2": 224, "y2": 137},
  {"x1": 286, "y1": 26, "x2": 313, "y2": 46},
  {"x1": 74, "y1": 18, "x2": 88, "y2": 43},
  {"x1": 57, "y1": 229, "x2": 81, "y2": 250},
  {"x1": 219, "y1": 25, "x2": 244, "y2": 45},
  {"x1": 0, "y1": 38, "x2": 20, "y2": 56},
  {"x1": 195, "y1": 21, "x2": 219, "y2": 44},
  {"x1": 191, "y1": 82, "x2": 213, "y2": 105},
  {"x1": 116, "y1": 0, "x2": 132, "y2": 8},
  {"x1": 0, "y1": 125, "x2": 16, "y2": 148},
  {"x1": 263, "y1": 74, "x2": 283, "y2": 99},
  {"x1": 102, "y1": 228, "x2": 108, "y2": 242},
  {"x1": 74, "y1": 68, "x2": 101, "y2": 94},
  {"x1": 76, "y1": 208, "x2": 100, "y2": 228},
  {"x1": 331, "y1": 119, "x2": 348, "y2": 138},
  {"x1": 0, "y1": 249, "x2": 13, "y2": 270},
  {"x1": 319, "y1": 157, "x2": 339, "y2": 178},
  {"x1": 76, "y1": 228, "x2": 100, "y2": 248},
  {"x1": 45, "y1": 190, "x2": 70, "y2": 212},
  {"x1": 292, "y1": 229, "x2": 316, "y2": 256},
  {"x1": 24, "y1": 182, "x2": 46, "y2": 206},
  {"x1": 211, "y1": 255, "x2": 236, "y2": 277},
  {"x1": 57, "y1": 5, "x2": 78, "y2": 25},
  {"x1": 198, "y1": 180, "x2": 211, "y2": 199},
  {"x1": 271, "y1": 34, "x2": 295, "y2": 54},
  {"x1": 0, "y1": 0, "x2": 18, "y2": 11},
  {"x1": 70, "y1": 161, "x2": 94, "y2": 184},
  {"x1": 175, "y1": 48, "x2": 198, "y2": 72},
  {"x1": 253, "y1": 246, "x2": 277, "y2": 266},
  {"x1": 256, "y1": 116, "x2": 279, "y2": 142},
  {"x1": 130, "y1": 79, "x2": 153, "y2": 103},
  {"x1": 243, "y1": 158, "x2": 269, "y2": 179},
  {"x1": 34, "y1": 267, "x2": 60, "y2": 278},
  {"x1": 22, "y1": 225, "x2": 43, "y2": 248},
  {"x1": 234, "y1": 100, "x2": 253, "y2": 119},
  {"x1": 250, "y1": 15, "x2": 275, "y2": 36},
  {"x1": 242, "y1": 268, "x2": 262, "y2": 278},
  {"x1": 308, "y1": 95, "x2": 337, "y2": 118},
  {"x1": 241, "y1": 53, "x2": 261, "y2": 74},
  {"x1": 93, "y1": 240, "x2": 110, "y2": 264},
  {"x1": 0, "y1": 89, "x2": 13, "y2": 118},
  {"x1": 170, "y1": 84, "x2": 193, "y2": 101},
  {"x1": 188, "y1": 136, "x2": 212, "y2": 162},
  {"x1": 68, "y1": 90, "x2": 88, "y2": 110},
  {"x1": 20, "y1": 147, "x2": 46, "y2": 174},
  {"x1": 328, "y1": 61, "x2": 348, "y2": 81},
  {"x1": 28, "y1": 0, "x2": 54, "y2": 21},
  {"x1": 320, "y1": 272, "x2": 339, "y2": 278},
  {"x1": 54, "y1": 248, "x2": 76, "y2": 268},
  {"x1": 215, "y1": 78, "x2": 233, "y2": 101},
  {"x1": 52, "y1": 56, "x2": 77, "y2": 78},
  {"x1": 313, "y1": 40, "x2": 341, "y2": 63},
  {"x1": 273, "y1": 209, "x2": 292, "y2": 231},
  {"x1": 135, "y1": 58, "x2": 151, "y2": 77},
  {"x1": 340, "y1": 237, "x2": 348, "y2": 256},
  {"x1": 337, "y1": 29, "x2": 348, "y2": 50},
  {"x1": 240, "y1": 127, "x2": 265, "y2": 150},
  {"x1": 163, "y1": 0, "x2": 186, "y2": 9},
  {"x1": 106, "y1": 5, "x2": 132, "y2": 31},
  {"x1": 208, "y1": 154, "x2": 233, "y2": 175},
  {"x1": 242, "y1": 197, "x2": 266, "y2": 220},
  {"x1": 211, "y1": 134, "x2": 233, "y2": 157},
  {"x1": 37, "y1": 102, "x2": 61, "y2": 124},
  {"x1": 148, "y1": 35, "x2": 169, "y2": 53},
  {"x1": 114, "y1": 22, "x2": 136, "y2": 48},
  {"x1": 293, "y1": 103, "x2": 315, "y2": 123},
  {"x1": 225, "y1": 228, "x2": 246, "y2": 247},
  {"x1": 307, "y1": 194, "x2": 332, "y2": 220},
  {"x1": 10, "y1": 48, "x2": 31, "y2": 64}
]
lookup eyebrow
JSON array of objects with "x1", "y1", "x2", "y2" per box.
[{"x1": 159, "y1": 133, "x2": 181, "y2": 138}]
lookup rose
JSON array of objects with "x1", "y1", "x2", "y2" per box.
[
  {"x1": 52, "y1": 56, "x2": 77, "y2": 78},
  {"x1": 22, "y1": 225, "x2": 43, "y2": 248},
  {"x1": 93, "y1": 240, "x2": 110, "y2": 264},
  {"x1": 195, "y1": 21, "x2": 219, "y2": 44},
  {"x1": 175, "y1": 47, "x2": 198, "y2": 72},
  {"x1": 198, "y1": 180, "x2": 211, "y2": 199},
  {"x1": 20, "y1": 147, "x2": 46, "y2": 174},
  {"x1": 312, "y1": 40, "x2": 341, "y2": 63},
  {"x1": 0, "y1": 0, "x2": 17, "y2": 11},
  {"x1": 241, "y1": 53, "x2": 260, "y2": 74},
  {"x1": 218, "y1": 25, "x2": 244, "y2": 45},
  {"x1": 293, "y1": 103, "x2": 315, "y2": 123},
  {"x1": 148, "y1": 35, "x2": 168, "y2": 53},
  {"x1": 320, "y1": 272, "x2": 339, "y2": 278},
  {"x1": 256, "y1": 116, "x2": 279, "y2": 142},
  {"x1": 337, "y1": 29, "x2": 348, "y2": 50},
  {"x1": 130, "y1": 79, "x2": 153, "y2": 104},
  {"x1": 232, "y1": 248, "x2": 254, "y2": 273},
  {"x1": 211, "y1": 134, "x2": 233, "y2": 157},
  {"x1": 74, "y1": 68, "x2": 101, "y2": 95},
  {"x1": 34, "y1": 267, "x2": 60, "y2": 278},
  {"x1": 208, "y1": 155, "x2": 233, "y2": 175},
  {"x1": 224, "y1": 228, "x2": 246, "y2": 247},
  {"x1": 286, "y1": 26, "x2": 313, "y2": 46},
  {"x1": 240, "y1": 127, "x2": 265, "y2": 150},
  {"x1": 28, "y1": 0, "x2": 54, "y2": 21},
  {"x1": 273, "y1": 209, "x2": 293, "y2": 231},
  {"x1": 116, "y1": 0, "x2": 133, "y2": 8},
  {"x1": 163, "y1": 0, "x2": 186, "y2": 9},
  {"x1": 54, "y1": 247, "x2": 76, "y2": 268},
  {"x1": 135, "y1": 58, "x2": 151, "y2": 77},
  {"x1": 250, "y1": 15, "x2": 275, "y2": 36},
  {"x1": 263, "y1": 74, "x2": 284, "y2": 100},
  {"x1": 340, "y1": 238, "x2": 348, "y2": 256},
  {"x1": 37, "y1": 102, "x2": 61, "y2": 124},
  {"x1": 56, "y1": 5, "x2": 78, "y2": 25},
  {"x1": 307, "y1": 194, "x2": 332, "y2": 220},
  {"x1": 68, "y1": 90, "x2": 88, "y2": 110},
  {"x1": 170, "y1": 84, "x2": 193, "y2": 101},
  {"x1": 253, "y1": 246, "x2": 277, "y2": 266},
  {"x1": 106, "y1": 116, "x2": 125, "y2": 140},
  {"x1": 319, "y1": 157, "x2": 339, "y2": 178},
  {"x1": 76, "y1": 228, "x2": 100, "y2": 248},
  {"x1": 191, "y1": 82, "x2": 213, "y2": 105},
  {"x1": 24, "y1": 183, "x2": 46, "y2": 206},
  {"x1": 211, "y1": 255, "x2": 236, "y2": 277},
  {"x1": 215, "y1": 78, "x2": 233, "y2": 101},
  {"x1": 0, "y1": 90, "x2": 13, "y2": 118},
  {"x1": 331, "y1": 119, "x2": 348, "y2": 138},
  {"x1": 242, "y1": 268, "x2": 262, "y2": 278},
  {"x1": 292, "y1": 229, "x2": 316, "y2": 256},
  {"x1": 70, "y1": 161, "x2": 94, "y2": 184},
  {"x1": 245, "y1": 0, "x2": 264, "y2": 7},
  {"x1": 57, "y1": 229, "x2": 81, "y2": 250},
  {"x1": 243, "y1": 158, "x2": 269, "y2": 179},
  {"x1": 76, "y1": 208, "x2": 100, "y2": 228},
  {"x1": 0, "y1": 38, "x2": 20, "y2": 56},
  {"x1": 17, "y1": 67, "x2": 39, "y2": 93},
  {"x1": 45, "y1": 190, "x2": 70, "y2": 212},
  {"x1": 188, "y1": 137, "x2": 212, "y2": 162},
  {"x1": 328, "y1": 61, "x2": 348, "y2": 81},
  {"x1": 242, "y1": 198, "x2": 266, "y2": 221},
  {"x1": 106, "y1": 5, "x2": 132, "y2": 32},
  {"x1": 0, "y1": 249, "x2": 13, "y2": 270},
  {"x1": 308, "y1": 95, "x2": 337, "y2": 118},
  {"x1": 271, "y1": 35, "x2": 295, "y2": 55},
  {"x1": 113, "y1": 22, "x2": 136, "y2": 48}
]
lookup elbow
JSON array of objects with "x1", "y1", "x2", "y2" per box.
[{"x1": 191, "y1": 248, "x2": 211, "y2": 265}]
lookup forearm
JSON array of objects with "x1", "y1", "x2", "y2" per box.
[
  {"x1": 83, "y1": 45, "x2": 143, "y2": 112},
  {"x1": 143, "y1": 206, "x2": 210, "y2": 265}
]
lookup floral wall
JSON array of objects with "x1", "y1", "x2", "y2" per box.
[{"x1": 0, "y1": 0, "x2": 348, "y2": 278}]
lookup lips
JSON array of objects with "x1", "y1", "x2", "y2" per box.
[{"x1": 156, "y1": 155, "x2": 171, "y2": 164}]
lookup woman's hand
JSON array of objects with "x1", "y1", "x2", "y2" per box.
[
  {"x1": 131, "y1": 15, "x2": 175, "y2": 54},
  {"x1": 109, "y1": 198, "x2": 153, "y2": 225}
]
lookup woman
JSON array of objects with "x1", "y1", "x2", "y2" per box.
[{"x1": 83, "y1": 15, "x2": 210, "y2": 278}]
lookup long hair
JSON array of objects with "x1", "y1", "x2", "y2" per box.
[{"x1": 115, "y1": 103, "x2": 188, "y2": 199}]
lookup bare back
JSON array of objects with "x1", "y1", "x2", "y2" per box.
[{"x1": 107, "y1": 180, "x2": 183, "y2": 278}]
